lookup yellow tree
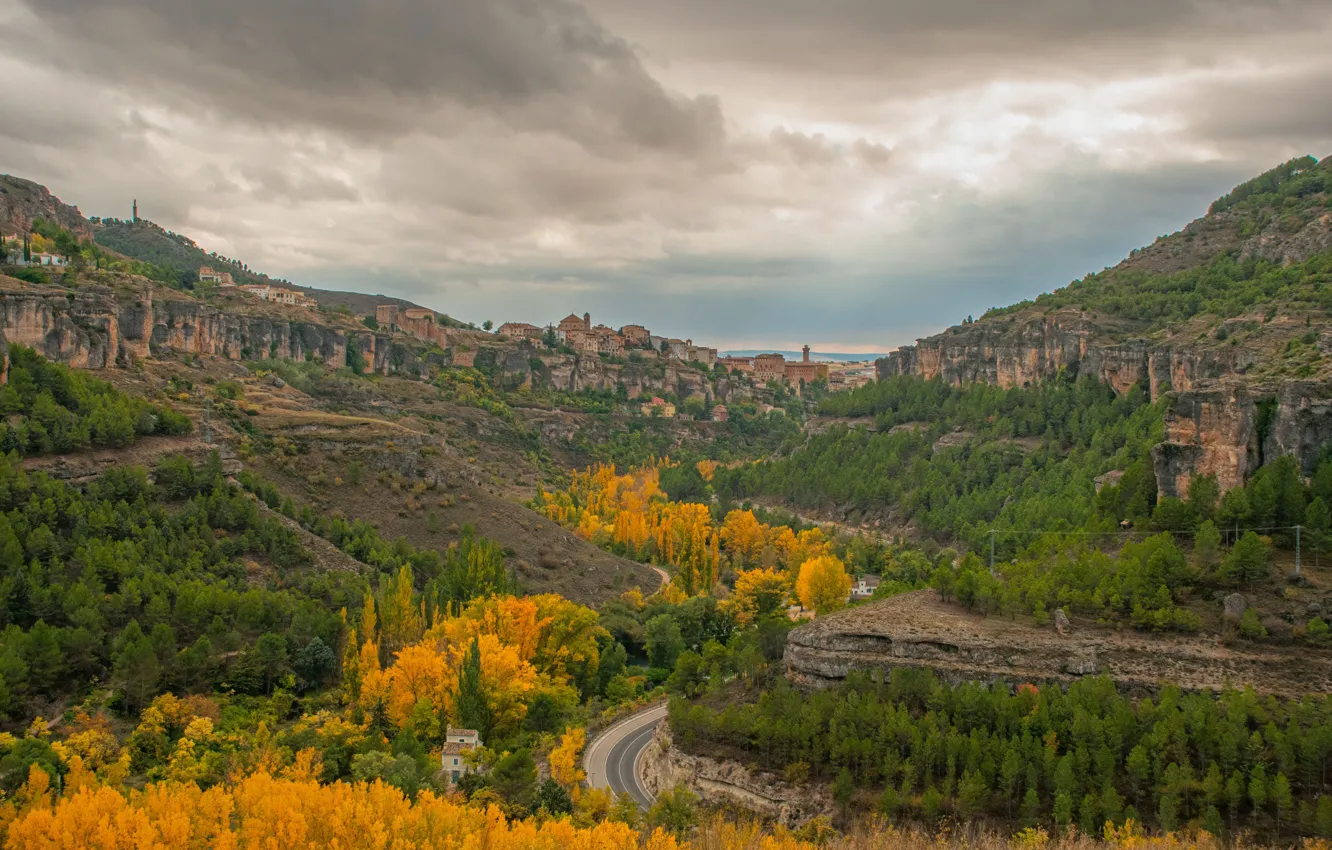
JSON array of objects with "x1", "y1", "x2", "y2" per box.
[
  {"x1": 720, "y1": 510, "x2": 767, "y2": 568},
  {"x1": 726, "y1": 568, "x2": 792, "y2": 625},
  {"x1": 378, "y1": 565, "x2": 425, "y2": 656},
  {"x1": 796, "y1": 555, "x2": 852, "y2": 615},
  {"x1": 549, "y1": 727, "x2": 586, "y2": 789}
]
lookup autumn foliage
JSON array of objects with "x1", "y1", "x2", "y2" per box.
[
  {"x1": 355, "y1": 593, "x2": 605, "y2": 739},
  {"x1": 795, "y1": 555, "x2": 853, "y2": 615},
  {"x1": 1, "y1": 766, "x2": 1261, "y2": 850},
  {"x1": 535, "y1": 464, "x2": 835, "y2": 600},
  {"x1": 4, "y1": 771, "x2": 652, "y2": 850}
]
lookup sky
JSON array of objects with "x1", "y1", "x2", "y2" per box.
[{"x1": 3, "y1": 0, "x2": 1332, "y2": 353}]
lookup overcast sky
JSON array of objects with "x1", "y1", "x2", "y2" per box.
[{"x1": 4, "y1": 0, "x2": 1331, "y2": 352}]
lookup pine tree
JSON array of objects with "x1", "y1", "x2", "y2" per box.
[
  {"x1": 1306, "y1": 497, "x2": 1332, "y2": 557},
  {"x1": 1271, "y1": 772, "x2": 1293, "y2": 837},
  {"x1": 1222, "y1": 531, "x2": 1267, "y2": 585},
  {"x1": 1193, "y1": 520, "x2": 1222, "y2": 573},
  {"x1": 456, "y1": 636, "x2": 490, "y2": 738},
  {"x1": 1316, "y1": 795, "x2": 1332, "y2": 837}
]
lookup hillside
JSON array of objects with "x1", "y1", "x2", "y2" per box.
[
  {"x1": 0, "y1": 172, "x2": 462, "y2": 323},
  {"x1": 878, "y1": 155, "x2": 1332, "y2": 499}
]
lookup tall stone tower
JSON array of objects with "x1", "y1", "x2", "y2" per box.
[
  {"x1": 132, "y1": 199, "x2": 138, "y2": 223},
  {"x1": 802, "y1": 345, "x2": 811, "y2": 363}
]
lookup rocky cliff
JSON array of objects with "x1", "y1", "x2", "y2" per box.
[
  {"x1": 785, "y1": 591, "x2": 1332, "y2": 697},
  {"x1": 878, "y1": 158, "x2": 1332, "y2": 496},
  {"x1": 0, "y1": 275, "x2": 416, "y2": 375},
  {"x1": 494, "y1": 346, "x2": 750, "y2": 401},
  {"x1": 640, "y1": 721, "x2": 832, "y2": 827}
]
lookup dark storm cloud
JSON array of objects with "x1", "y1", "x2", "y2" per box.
[
  {"x1": 15, "y1": 0, "x2": 724, "y2": 154},
  {"x1": 587, "y1": 0, "x2": 1330, "y2": 80},
  {"x1": 7, "y1": 0, "x2": 1332, "y2": 351}
]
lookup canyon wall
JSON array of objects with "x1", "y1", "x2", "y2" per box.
[
  {"x1": 785, "y1": 591, "x2": 1332, "y2": 698},
  {"x1": 879, "y1": 310, "x2": 1331, "y2": 496},
  {"x1": 640, "y1": 721, "x2": 832, "y2": 828},
  {"x1": 0, "y1": 281, "x2": 400, "y2": 374},
  {"x1": 0, "y1": 277, "x2": 743, "y2": 404}
]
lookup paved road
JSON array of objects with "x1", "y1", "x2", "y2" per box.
[{"x1": 583, "y1": 703, "x2": 668, "y2": 810}]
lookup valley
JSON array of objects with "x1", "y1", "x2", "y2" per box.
[{"x1": 3, "y1": 159, "x2": 1332, "y2": 848}]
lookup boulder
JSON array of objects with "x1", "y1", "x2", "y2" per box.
[
  {"x1": 1054, "y1": 608, "x2": 1071, "y2": 635},
  {"x1": 1223, "y1": 593, "x2": 1248, "y2": 623}
]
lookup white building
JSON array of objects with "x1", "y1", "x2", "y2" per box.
[
  {"x1": 850, "y1": 575, "x2": 881, "y2": 601},
  {"x1": 32, "y1": 253, "x2": 67, "y2": 268},
  {"x1": 441, "y1": 728, "x2": 481, "y2": 785}
]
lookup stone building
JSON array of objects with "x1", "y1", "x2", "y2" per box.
[
  {"x1": 753, "y1": 353, "x2": 787, "y2": 383},
  {"x1": 442, "y1": 728, "x2": 482, "y2": 786},
  {"x1": 783, "y1": 346, "x2": 829, "y2": 384}
]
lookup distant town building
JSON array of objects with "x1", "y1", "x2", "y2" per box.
[
  {"x1": 753, "y1": 353, "x2": 786, "y2": 383},
  {"x1": 619, "y1": 324, "x2": 651, "y2": 347},
  {"x1": 719, "y1": 356, "x2": 754, "y2": 374},
  {"x1": 641, "y1": 397, "x2": 676, "y2": 418},
  {"x1": 711, "y1": 404, "x2": 729, "y2": 422},
  {"x1": 238, "y1": 284, "x2": 270, "y2": 300},
  {"x1": 784, "y1": 346, "x2": 830, "y2": 385},
  {"x1": 198, "y1": 265, "x2": 235, "y2": 285},
  {"x1": 442, "y1": 728, "x2": 481, "y2": 786},
  {"x1": 376, "y1": 302, "x2": 453, "y2": 349},
  {"x1": 686, "y1": 344, "x2": 719, "y2": 368},
  {"x1": 32, "y1": 253, "x2": 68, "y2": 268},
  {"x1": 498, "y1": 322, "x2": 543, "y2": 341},
  {"x1": 558, "y1": 313, "x2": 592, "y2": 334}
]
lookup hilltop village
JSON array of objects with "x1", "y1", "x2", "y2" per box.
[{"x1": 494, "y1": 311, "x2": 861, "y2": 389}]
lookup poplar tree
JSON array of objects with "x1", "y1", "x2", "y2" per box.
[{"x1": 456, "y1": 636, "x2": 490, "y2": 738}]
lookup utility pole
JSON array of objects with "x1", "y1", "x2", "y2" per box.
[
  {"x1": 1295, "y1": 524, "x2": 1302, "y2": 578},
  {"x1": 989, "y1": 529, "x2": 996, "y2": 576}
]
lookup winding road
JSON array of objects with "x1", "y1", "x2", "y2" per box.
[{"x1": 583, "y1": 703, "x2": 668, "y2": 810}]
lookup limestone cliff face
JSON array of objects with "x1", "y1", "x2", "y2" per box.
[
  {"x1": 786, "y1": 590, "x2": 1332, "y2": 698},
  {"x1": 500, "y1": 348, "x2": 751, "y2": 400},
  {"x1": 879, "y1": 307, "x2": 1323, "y2": 496},
  {"x1": 0, "y1": 280, "x2": 407, "y2": 375},
  {"x1": 640, "y1": 721, "x2": 832, "y2": 828},
  {"x1": 880, "y1": 310, "x2": 1257, "y2": 398}
]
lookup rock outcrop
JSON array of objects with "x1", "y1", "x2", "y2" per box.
[
  {"x1": 879, "y1": 306, "x2": 1332, "y2": 497},
  {"x1": 0, "y1": 277, "x2": 455, "y2": 377},
  {"x1": 785, "y1": 590, "x2": 1332, "y2": 697},
  {"x1": 640, "y1": 721, "x2": 832, "y2": 828}
]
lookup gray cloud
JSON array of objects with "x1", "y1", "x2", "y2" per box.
[
  {"x1": 587, "y1": 0, "x2": 1331, "y2": 78},
  {"x1": 15, "y1": 0, "x2": 725, "y2": 154},
  {"x1": 5, "y1": 0, "x2": 1332, "y2": 352}
]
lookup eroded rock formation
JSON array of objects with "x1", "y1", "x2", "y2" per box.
[
  {"x1": 640, "y1": 721, "x2": 832, "y2": 828},
  {"x1": 784, "y1": 591, "x2": 1332, "y2": 697}
]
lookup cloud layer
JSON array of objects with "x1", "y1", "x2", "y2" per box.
[{"x1": 4, "y1": 0, "x2": 1332, "y2": 350}]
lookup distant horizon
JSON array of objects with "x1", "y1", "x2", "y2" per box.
[{"x1": 720, "y1": 349, "x2": 888, "y2": 362}]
